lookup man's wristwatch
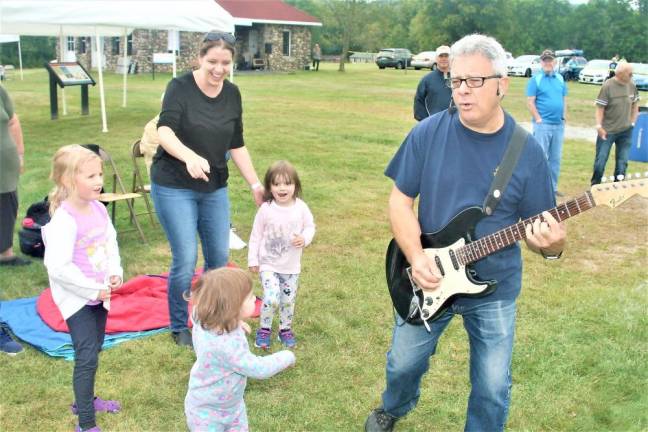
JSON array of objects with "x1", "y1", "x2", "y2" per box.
[{"x1": 541, "y1": 249, "x2": 562, "y2": 260}]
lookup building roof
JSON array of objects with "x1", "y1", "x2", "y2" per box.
[{"x1": 215, "y1": 0, "x2": 321, "y2": 27}]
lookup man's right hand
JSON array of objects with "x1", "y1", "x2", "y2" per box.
[
  {"x1": 410, "y1": 251, "x2": 443, "y2": 290},
  {"x1": 597, "y1": 126, "x2": 607, "y2": 140}
]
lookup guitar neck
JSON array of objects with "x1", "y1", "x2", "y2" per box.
[{"x1": 459, "y1": 192, "x2": 595, "y2": 265}]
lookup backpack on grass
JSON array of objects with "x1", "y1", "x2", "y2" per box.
[{"x1": 18, "y1": 198, "x2": 50, "y2": 258}]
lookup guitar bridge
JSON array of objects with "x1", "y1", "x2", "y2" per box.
[{"x1": 405, "y1": 267, "x2": 431, "y2": 332}]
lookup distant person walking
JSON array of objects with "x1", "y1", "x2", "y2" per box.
[
  {"x1": 413, "y1": 45, "x2": 452, "y2": 121},
  {"x1": 591, "y1": 62, "x2": 640, "y2": 185},
  {"x1": 312, "y1": 43, "x2": 322, "y2": 71},
  {"x1": 526, "y1": 49, "x2": 568, "y2": 195}
]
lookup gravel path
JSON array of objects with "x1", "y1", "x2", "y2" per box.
[{"x1": 519, "y1": 122, "x2": 596, "y2": 143}]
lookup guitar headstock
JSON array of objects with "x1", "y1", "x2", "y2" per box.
[{"x1": 590, "y1": 173, "x2": 648, "y2": 208}]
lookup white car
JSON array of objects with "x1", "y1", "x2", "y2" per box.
[
  {"x1": 508, "y1": 55, "x2": 541, "y2": 77},
  {"x1": 411, "y1": 51, "x2": 437, "y2": 70},
  {"x1": 579, "y1": 59, "x2": 611, "y2": 84}
]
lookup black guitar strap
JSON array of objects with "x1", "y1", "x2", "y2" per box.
[{"x1": 482, "y1": 124, "x2": 528, "y2": 216}]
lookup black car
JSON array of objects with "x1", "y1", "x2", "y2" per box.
[{"x1": 376, "y1": 48, "x2": 412, "y2": 69}]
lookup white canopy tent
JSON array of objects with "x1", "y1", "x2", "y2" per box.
[
  {"x1": 0, "y1": 0, "x2": 235, "y2": 132},
  {"x1": 0, "y1": 34, "x2": 23, "y2": 80}
]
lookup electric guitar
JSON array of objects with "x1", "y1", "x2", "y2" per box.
[{"x1": 386, "y1": 176, "x2": 648, "y2": 328}]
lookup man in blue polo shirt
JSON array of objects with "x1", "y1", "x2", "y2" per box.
[{"x1": 526, "y1": 49, "x2": 567, "y2": 196}]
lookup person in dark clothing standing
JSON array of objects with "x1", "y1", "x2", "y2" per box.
[
  {"x1": 413, "y1": 45, "x2": 452, "y2": 121},
  {"x1": 151, "y1": 31, "x2": 265, "y2": 348}
]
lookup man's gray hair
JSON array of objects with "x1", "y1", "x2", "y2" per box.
[{"x1": 450, "y1": 34, "x2": 508, "y2": 77}]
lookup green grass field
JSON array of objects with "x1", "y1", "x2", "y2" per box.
[{"x1": 1, "y1": 62, "x2": 646, "y2": 431}]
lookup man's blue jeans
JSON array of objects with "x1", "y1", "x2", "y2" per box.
[
  {"x1": 381, "y1": 300, "x2": 516, "y2": 432},
  {"x1": 590, "y1": 127, "x2": 633, "y2": 185},
  {"x1": 151, "y1": 183, "x2": 230, "y2": 331},
  {"x1": 533, "y1": 121, "x2": 564, "y2": 192}
]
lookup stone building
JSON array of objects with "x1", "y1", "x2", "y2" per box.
[{"x1": 60, "y1": 0, "x2": 321, "y2": 74}]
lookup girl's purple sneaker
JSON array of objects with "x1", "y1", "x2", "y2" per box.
[
  {"x1": 255, "y1": 328, "x2": 271, "y2": 350},
  {"x1": 278, "y1": 328, "x2": 296, "y2": 348},
  {"x1": 75, "y1": 426, "x2": 101, "y2": 432},
  {"x1": 71, "y1": 397, "x2": 121, "y2": 415}
]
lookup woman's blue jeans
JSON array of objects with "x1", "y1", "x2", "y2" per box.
[
  {"x1": 151, "y1": 183, "x2": 230, "y2": 331},
  {"x1": 381, "y1": 300, "x2": 516, "y2": 432}
]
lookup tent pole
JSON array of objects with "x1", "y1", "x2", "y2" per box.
[
  {"x1": 95, "y1": 29, "x2": 108, "y2": 133},
  {"x1": 17, "y1": 38, "x2": 23, "y2": 80},
  {"x1": 59, "y1": 31, "x2": 67, "y2": 116},
  {"x1": 122, "y1": 28, "x2": 127, "y2": 107}
]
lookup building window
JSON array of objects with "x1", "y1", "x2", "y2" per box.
[
  {"x1": 78, "y1": 37, "x2": 86, "y2": 54},
  {"x1": 66, "y1": 36, "x2": 75, "y2": 52},
  {"x1": 282, "y1": 30, "x2": 291, "y2": 56},
  {"x1": 112, "y1": 37, "x2": 120, "y2": 55},
  {"x1": 127, "y1": 34, "x2": 133, "y2": 55}
]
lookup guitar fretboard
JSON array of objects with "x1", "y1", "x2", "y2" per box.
[{"x1": 458, "y1": 192, "x2": 595, "y2": 265}]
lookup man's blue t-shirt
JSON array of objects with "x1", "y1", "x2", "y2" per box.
[
  {"x1": 385, "y1": 110, "x2": 555, "y2": 304},
  {"x1": 526, "y1": 73, "x2": 568, "y2": 124}
]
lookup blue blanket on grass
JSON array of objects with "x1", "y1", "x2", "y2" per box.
[{"x1": 0, "y1": 297, "x2": 168, "y2": 360}]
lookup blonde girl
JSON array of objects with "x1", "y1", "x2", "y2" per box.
[
  {"x1": 248, "y1": 161, "x2": 315, "y2": 349},
  {"x1": 43, "y1": 145, "x2": 123, "y2": 432},
  {"x1": 184, "y1": 267, "x2": 295, "y2": 431}
]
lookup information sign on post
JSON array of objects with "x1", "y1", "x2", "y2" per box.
[
  {"x1": 44, "y1": 62, "x2": 96, "y2": 119},
  {"x1": 152, "y1": 52, "x2": 175, "y2": 80}
]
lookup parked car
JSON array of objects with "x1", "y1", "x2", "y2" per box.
[
  {"x1": 579, "y1": 59, "x2": 611, "y2": 84},
  {"x1": 631, "y1": 63, "x2": 648, "y2": 91},
  {"x1": 376, "y1": 48, "x2": 412, "y2": 69},
  {"x1": 508, "y1": 55, "x2": 541, "y2": 77},
  {"x1": 411, "y1": 51, "x2": 436, "y2": 70},
  {"x1": 556, "y1": 56, "x2": 588, "y2": 81}
]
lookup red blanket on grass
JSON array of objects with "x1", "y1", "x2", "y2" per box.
[{"x1": 37, "y1": 268, "x2": 261, "y2": 334}]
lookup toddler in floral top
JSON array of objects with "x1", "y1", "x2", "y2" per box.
[{"x1": 184, "y1": 267, "x2": 295, "y2": 431}]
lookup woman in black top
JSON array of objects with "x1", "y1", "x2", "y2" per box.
[{"x1": 151, "y1": 32, "x2": 264, "y2": 347}]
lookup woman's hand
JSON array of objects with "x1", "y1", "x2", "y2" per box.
[
  {"x1": 98, "y1": 290, "x2": 111, "y2": 301},
  {"x1": 185, "y1": 153, "x2": 210, "y2": 182},
  {"x1": 252, "y1": 185, "x2": 265, "y2": 207},
  {"x1": 249, "y1": 266, "x2": 259, "y2": 274}
]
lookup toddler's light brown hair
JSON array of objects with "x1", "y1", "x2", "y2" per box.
[{"x1": 189, "y1": 267, "x2": 252, "y2": 333}]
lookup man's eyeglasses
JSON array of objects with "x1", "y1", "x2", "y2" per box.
[
  {"x1": 203, "y1": 31, "x2": 236, "y2": 44},
  {"x1": 447, "y1": 75, "x2": 501, "y2": 89}
]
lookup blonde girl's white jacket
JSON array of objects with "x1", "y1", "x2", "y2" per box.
[{"x1": 42, "y1": 205, "x2": 122, "y2": 320}]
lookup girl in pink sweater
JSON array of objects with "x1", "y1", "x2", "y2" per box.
[{"x1": 248, "y1": 161, "x2": 315, "y2": 349}]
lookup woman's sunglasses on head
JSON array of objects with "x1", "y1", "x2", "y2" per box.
[{"x1": 203, "y1": 32, "x2": 235, "y2": 44}]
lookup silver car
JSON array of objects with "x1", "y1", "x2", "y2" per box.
[{"x1": 411, "y1": 51, "x2": 437, "y2": 70}]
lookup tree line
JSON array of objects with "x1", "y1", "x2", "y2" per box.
[
  {"x1": 1, "y1": 0, "x2": 645, "y2": 69},
  {"x1": 288, "y1": 0, "x2": 648, "y2": 63}
]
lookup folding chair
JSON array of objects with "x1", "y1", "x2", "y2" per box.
[
  {"x1": 130, "y1": 139, "x2": 156, "y2": 226},
  {"x1": 96, "y1": 146, "x2": 147, "y2": 242}
]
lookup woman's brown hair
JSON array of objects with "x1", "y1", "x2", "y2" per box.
[
  {"x1": 262, "y1": 160, "x2": 302, "y2": 202},
  {"x1": 189, "y1": 267, "x2": 252, "y2": 333}
]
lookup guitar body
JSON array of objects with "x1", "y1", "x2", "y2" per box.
[{"x1": 386, "y1": 207, "x2": 497, "y2": 324}]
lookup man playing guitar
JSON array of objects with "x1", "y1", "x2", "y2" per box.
[{"x1": 365, "y1": 34, "x2": 567, "y2": 432}]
